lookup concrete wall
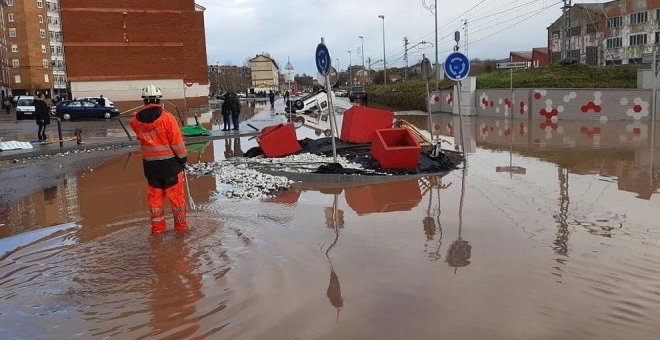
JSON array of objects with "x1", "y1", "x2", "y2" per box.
[{"x1": 434, "y1": 87, "x2": 657, "y2": 121}]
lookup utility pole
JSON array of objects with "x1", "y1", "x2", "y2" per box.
[
  {"x1": 562, "y1": 0, "x2": 572, "y2": 60},
  {"x1": 367, "y1": 57, "x2": 372, "y2": 85},
  {"x1": 403, "y1": 37, "x2": 409, "y2": 81},
  {"x1": 463, "y1": 20, "x2": 469, "y2": 57}
]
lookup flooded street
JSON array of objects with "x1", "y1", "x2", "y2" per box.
[{"x1": 1, "y1": 105, "x2": 660, "y2": 339}]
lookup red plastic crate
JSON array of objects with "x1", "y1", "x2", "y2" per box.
[
  {"x1": 257, "y1": 123, "x2": 302, "y2": 157},
  {"x1": 340, "y1": 106, "x2": 394, "y2": 143},
  {"x1": 370, "y1": 128, "x2": 421, "y2": 170}
]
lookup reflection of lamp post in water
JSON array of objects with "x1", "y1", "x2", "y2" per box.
[
  {"x1": 324, "y1": 193, "x2": 344, "y2": 320},
  {"x1": 446, "y1": 166, "x2": 471, "y2": 272}
]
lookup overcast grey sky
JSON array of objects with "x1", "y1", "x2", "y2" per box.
[{"x1": 198, "y1": 0, "x2": 566, "y2": 75}]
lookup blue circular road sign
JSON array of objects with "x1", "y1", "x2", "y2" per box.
[
  {"x1": 444, "y1": 52, "x2": 470, "y2": 81},
  {"x1": 315, "y1": 43, "x2": 332, "y2": 76}
]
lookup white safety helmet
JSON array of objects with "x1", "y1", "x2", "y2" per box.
[{"x1": 141, "y1": 84, "x2": 163, "y2": 99}]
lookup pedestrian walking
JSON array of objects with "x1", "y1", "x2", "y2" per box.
[
  {"x1": 230, "y1": 92, "x2": 241, "y2": 130},
  {"x1": 220, "y1": 93, "x2": 232, "y2": 131},
  {"x1": 4, "y1": 97, "x2": 11, "y2": 115},
  {"x1": 98, "y1": 94, "x2": 106, "y2": 107},
  {"x1": 129, "y1": 84, "x2": 189, "y2": 234},
  {"x1": 269, "y1": 90, "x2": 275, "y2": 108},
  {"x1": 35, "y1": 94, "x2": 50, "y2": 141}
]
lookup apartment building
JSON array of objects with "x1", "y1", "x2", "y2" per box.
[
  {"x1": 60, "y1": 0, "x2": 209, "y2": 112},
  {"x1": 0, "y1": 2, "x2": 10, "y2": 100},
  {"x1": 548, "y1": 1, "x2": 660, "y2": 66},
  {"x1": 249, "y1": 54, "x2": 280, "y2": 92},
  {"x1": 5, "y1": 0, "x2": 54, "y2": 96},
  {"x1": 46, "y1": 0, "x2": 65, "y2": 98}
]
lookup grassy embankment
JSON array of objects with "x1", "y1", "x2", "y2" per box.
[{"x1": 366, "y1": 63, "x2": 642, "y2": 111}]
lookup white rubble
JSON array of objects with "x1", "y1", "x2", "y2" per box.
[{"x1": 187, "y1": 153, "x2": 368, "y2": 200}]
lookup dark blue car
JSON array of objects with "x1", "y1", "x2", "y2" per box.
[{"x1": 55, "y1": 99, "x2": 120, "y2": 120}]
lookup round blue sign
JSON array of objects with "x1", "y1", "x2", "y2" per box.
[
  {"x1": 444, "y1": 52, "x2": 470, "y2": 81},
  {"x1": 315, "y1": 43, "x2": 332, "y2": 76}
]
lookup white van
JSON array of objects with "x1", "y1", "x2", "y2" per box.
[{"x1": 16, "y1": 96, "x2": 36, "y2": 120}]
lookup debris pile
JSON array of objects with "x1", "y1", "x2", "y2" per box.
[{"x1": 187, "y1": 162, "x2": 293, "y2": 199}]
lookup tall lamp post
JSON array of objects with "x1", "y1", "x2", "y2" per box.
[
  {"x1": 347, "y1": 49, "x2": 352, "y2": 86},
  {"x1": 285, "y1": 56, "x2": 294, "y2": 119},
  {"x1": 378, "y1": 15, "x2": 386, "y2": 85},
  {"x1": 359, "y1": 35, "x2": 365, "y2": 67}
]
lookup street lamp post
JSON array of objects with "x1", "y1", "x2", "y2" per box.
[
  {"x1": 348, "y1": 49, "x2": 352, "y2": 86},
  {"x1": 359, "y1": 35, "x2": 365, "y2": 67},
  {"x1": 284, "y1": 57, "x2": 294, "y2": 121},
  {"x1": 378, "y1": 15, "x2": 386, "y2": 85}
]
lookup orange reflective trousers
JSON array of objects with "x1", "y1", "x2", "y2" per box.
[{"x1": 147, "y1": 172, "x2": 188, "y2": 234}]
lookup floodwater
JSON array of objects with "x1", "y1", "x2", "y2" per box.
[{"x1": 1, "y1": 109, "x2": 660, "y2": 339}]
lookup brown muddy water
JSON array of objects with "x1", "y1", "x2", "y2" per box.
[{"x1": 1, "y1": 113, "x2": 659, "y2": 339}]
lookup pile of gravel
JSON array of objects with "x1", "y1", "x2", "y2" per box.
[{"x1": 187, "y1": 162, "x2": 293, "y2": 199}]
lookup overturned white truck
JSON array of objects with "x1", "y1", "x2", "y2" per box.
[{"x1": 285, "y1": 90, "x2": 338, "y2": 137}]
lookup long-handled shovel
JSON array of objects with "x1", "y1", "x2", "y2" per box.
[{"x1": 183, "y1": 168, "x2": 196, "y2": 210}]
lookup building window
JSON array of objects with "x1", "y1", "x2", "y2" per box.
[
  {"x1": 7, "y1": 0, "x2": 14, "y2": 6},
  {"x1": 629, "y1": 34, "x2": 647, "y2": 46},
  {"x1": 630, "y1": 11, "x2": 648, "y2": 25},
  {"x1": 50, "y1": 45, "x2": 55, "y2": 53},
  {"x1": 656, "y1": 32, "x2": 660, "y2": 44},
  {"x1": 12, "y1": 59, "x2": 19, "y2": 68},
  {"x1": 607, "y1": 16, "x2": 622, "y2": 28},
  {"x1": 44, "y1": 74, "x2": 49, "y2": 83},
  {"x1": 586, "y1": 23, "x2": 599, "y2": 34},
  {"x1": 569, "y1": 50, "x2": 580, "y2": 59},
  {"x1": 552, "y1": 30, "x2": 560, "y2": 38},
  {"x1": 42, "y1": 59, "x2": 49, "y2": 68},
  {"x1": 14, "y1": 75, "x2": 20, "y2": 84},
  {"x1": 11, "y1": 44, "x2": 18, "y2": 53},
  {"x1": 8, "y1": 13, "x2": 15, "y2": 22},
  {"x1": 657, "y1": 9, "x2": 660, "y2": 21},
  {"x1": 570, "y1": 26, "x2": 581, "y2": 37},
  {"x1": 41, "y1": 44, "x2": 46, "y2": 53},
  {"x1": 606, "y1": 37, "x2": 622, "y2": 49},
  {"x1": 9, "y1": 28, "x2": 16, "y2": 38},
  {"x1": 40, "y1": 29, "x2": 46, "y2": 38},
  {"x1": 629, "y1": 58, "x2": 643, "y2": 64},
  {"x1": 38, "y1": 15, "x2": 44, "y2": 24},
  {"x1": 37, "y1": 0, "x2": 44, "y2": 8},
  {"x1": 606, "y1": 59, "x2": 622, "y2": 65}
]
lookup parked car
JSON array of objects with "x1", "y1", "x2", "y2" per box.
[
  {"x1": 237, "y1": 92, "x2": 247, "y2": 98},
  {"x1": 334, "y1": 89, "x2": 348, "y2": 97},
  {"x1": 79, "y1": 96, "x2": 115, "y2": 107},
  {"x1": 15, "y1": 96, "x2": 36, "y2": 120},
  {"x1": 55, "y1": 99, "x2": 120, "y2": 120},
  {"x1": 348, "y1": 86, "x2": 367, "y2": 102}
]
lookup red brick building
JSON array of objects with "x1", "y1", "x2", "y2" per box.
[
  {"x1": 531, "y1": 47, "x2": 549, "y2": 68},
  {"x1": 60, "y1": 0, "x2": 209, "y2": 111}
]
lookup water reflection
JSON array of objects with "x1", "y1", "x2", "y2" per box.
[
  {"x1": 445, "y1": 166, "x2": 471, "y2": 271},
  {"x1": 148, "y1": 234, "x2": 203, "y2": 338},
  {"x1": 325, "y1": 194, "x2": 344, "y2": 320},
  {"x1": 420, "y1": 176, "x2": 451, "y2": 261},
  {"x1": 425, "y1": 114, "x2": 659, "y2": 199}
]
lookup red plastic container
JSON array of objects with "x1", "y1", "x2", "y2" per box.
[
  {"x1": 370, "y1": 128, "x2": 421, "y2": 170},
  {"x1": 340, "y1": 106, "x2": 394, "y2": 143},
  {"x1": 257, "y1": 123, "x2": 302, "y2": 157}
]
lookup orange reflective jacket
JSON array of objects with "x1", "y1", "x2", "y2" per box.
[{"x1": 130, "y1": 103, "x2": 187, "y2": 186}]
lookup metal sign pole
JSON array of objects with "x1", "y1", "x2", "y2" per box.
[
  {"x1": 651, "y1": 51, "x2": 657, "y2": 188},
  {"x1": 325, "y1": 74, "x2": 338, "y2": 163}
]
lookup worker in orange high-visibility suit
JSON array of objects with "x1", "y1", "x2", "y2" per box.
[{"x1": 130, "y1": 84, "x2": 189, "y2": 234}]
